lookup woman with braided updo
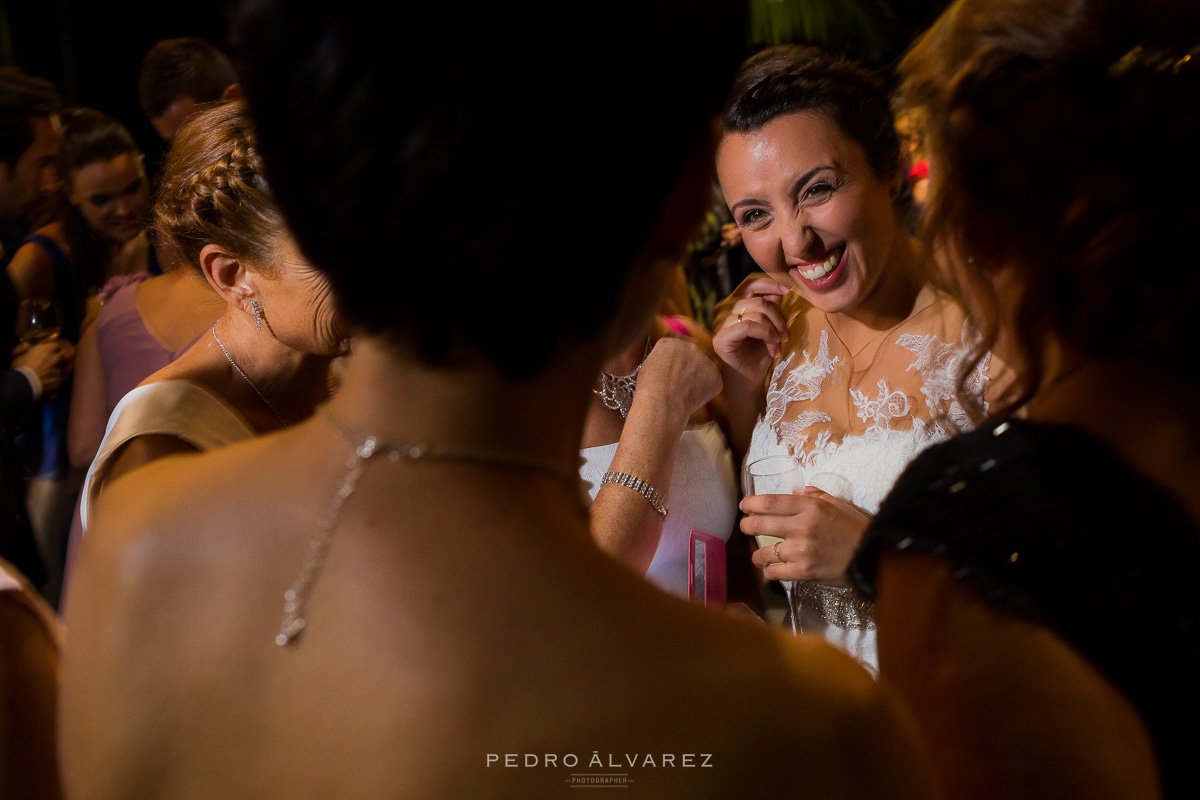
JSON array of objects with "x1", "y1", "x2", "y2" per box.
[{"x1": 78, "y1": 100, "x2": 346, "y2": 535}]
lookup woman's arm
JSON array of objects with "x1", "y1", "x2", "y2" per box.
[
  {"x1": 68, "y1": 322, "x2": 108, "y2": 468},
  {"x1": 875, "y1": 553, "x2": 1160, "y2": 800},
  {"x1": 589, "y1": 337, "x2": 721, "y2": 573}
]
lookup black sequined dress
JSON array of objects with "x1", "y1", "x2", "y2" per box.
[{"x1": 852, "y1": 417, "x2": 1200, "y2": 797}]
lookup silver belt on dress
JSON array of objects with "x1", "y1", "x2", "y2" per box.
[{"x1": 793, "y1": 582, "x2": 876, "y2": 630}]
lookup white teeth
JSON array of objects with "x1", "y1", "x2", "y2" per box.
[{"x1": 798, "y1": 250, "x2": 842, "y2": 281}]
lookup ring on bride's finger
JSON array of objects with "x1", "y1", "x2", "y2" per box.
[
  {"x1": 737, "y1": 309, "x2": 745, "y2": 323},
  {"x1": 772, "y1": 542, "x2": 785, "y2": 563}
]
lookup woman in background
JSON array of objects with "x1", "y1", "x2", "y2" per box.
[
  {"x1": 5, "y1": 108, "x2": 153, "y2": 602},
  {"x1": 78, "y1": 100, "x2": 344, "y2": 535},
  {"x1": 852, "y1": 0, "x2": 1200, "y2": 796},
  {"x1": 8, "y1": 108, "x2": 155, "y2": 325}
]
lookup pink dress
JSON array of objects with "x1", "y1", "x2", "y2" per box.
[{"x1": 96, "y1": 275, "x2": 203, "y2": 404}]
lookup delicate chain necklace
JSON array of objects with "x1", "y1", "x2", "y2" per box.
[
  {"x1": 275, "y1": 406, "x2": 579, "y2": 646},
  {"x1": 595, "y1": 336, "x2": 652, "y2": 419},
  {"x1": 211, "y1": 322, "x2": 288, "y2": 427}
]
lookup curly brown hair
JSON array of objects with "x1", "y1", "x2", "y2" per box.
[
  {"x1": 900, "y1": 0, "x2": 1200, "y2": 410},
  {"x1": 153, "y1": 100, "x2": 282, "y2": 273}
]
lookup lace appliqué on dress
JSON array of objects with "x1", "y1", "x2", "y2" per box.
[
  {"x1": 851, "y1": 381, "x2": 911, "y2": 431},
  {"x1": 750, "y1": 323, "x2": 993, "y2": 636},
  {"x1": 764, "y1": 330, "x2": 838, "y2": 430},
  {"x1": 898, "y1": 320, "x2": 990, "y2": 434}
]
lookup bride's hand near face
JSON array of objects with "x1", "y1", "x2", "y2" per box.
[
  {"x1": 712, "y1": 274, "x2": 790, "y2": 455},
  {"x1": 713, "y1": 275, "x2": 790, "y2": 389}
]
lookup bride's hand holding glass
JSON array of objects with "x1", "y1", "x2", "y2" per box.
[{"x1": 740, "y1": 477, "x2": 872, "y2": 587}]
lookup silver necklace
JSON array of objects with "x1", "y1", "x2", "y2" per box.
[
  {"x1": 275, "y1": 406, "x2": 579, "y2": 646},
  {"x1": 211, "y1": 322, "x2": 288, "y2": 427},
  {"x1": 595, "y1": 336, "x2": 652, "y2": 419}
]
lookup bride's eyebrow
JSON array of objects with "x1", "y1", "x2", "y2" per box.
[{"x1": 790, "y1": 164, "x2": 838, "y2": 196}]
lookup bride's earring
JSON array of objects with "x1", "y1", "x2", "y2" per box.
[{"x1": 251, "y1": 300, "x2": 263, "y2": 332}]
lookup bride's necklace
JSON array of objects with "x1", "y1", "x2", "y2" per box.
[
  {"x1": 823, "y1": 312, "x2": 910, "y2": 363},
  {"x1": 595, "y1": 336, "x2": 652, "y2": 419},
  {"x1": 212, "y1": 322, "x2": 288, "y2": 427},
  {"x1": 275, "y1": 406, "x2": 579, "y2": 646}
]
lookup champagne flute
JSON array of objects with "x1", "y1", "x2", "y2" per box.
[
  {"x1": 744, "y1": 454, "x2": 805, "y2": 634},
  {"x1": 16, "y1": 299, "x2": 62, "y2": 345}
]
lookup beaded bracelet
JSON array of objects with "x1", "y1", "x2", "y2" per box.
[{"x1": 600, "y1": 470, "x2": 668, "y2": 517}]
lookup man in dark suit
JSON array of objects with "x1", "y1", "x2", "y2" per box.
[{"x1": 0, "y1": 67, "x2": 71, "y2": 593}]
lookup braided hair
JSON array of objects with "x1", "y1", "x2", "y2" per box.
[{"x1": 153, "y1": 100, "x2": 282, "y2": 273}]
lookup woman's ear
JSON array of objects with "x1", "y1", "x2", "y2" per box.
[{"x1": 199, "y1": 243, "x2": 253, "y2": 310}]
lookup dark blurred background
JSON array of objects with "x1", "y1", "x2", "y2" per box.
[
  {"x1": 0, "y1": 0, "x2": 948, "y2": 238},
  {"x1": 1, "y1": 0, "x2": 228, "y2": 175}
]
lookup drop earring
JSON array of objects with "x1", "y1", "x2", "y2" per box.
[{"x1": 251, "y1": 300, "x2": 263, "y2": 332}]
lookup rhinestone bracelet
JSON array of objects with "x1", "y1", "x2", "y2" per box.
[{"x1": 600, "y1": 470, "x2": 668, "y2": 517}]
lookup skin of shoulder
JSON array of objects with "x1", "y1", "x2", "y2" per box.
[
  {"x1": 62, "y1": 428, "x2": 940, "y2": 799},
  {"x1": 61, "y1": 437, "x2": 279, "y2": 800}
]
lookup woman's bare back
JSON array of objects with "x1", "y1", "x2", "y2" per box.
[{"x1": 63, "y1": 421, "x2": 937, "y2": 799}]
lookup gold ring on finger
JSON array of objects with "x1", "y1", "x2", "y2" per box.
[
  {"x1": 737, "y1": 309, "x2": 745, "y2": 323},
  {"x1": 772, "y1": 542, "x2": 784, "y2": 564}
]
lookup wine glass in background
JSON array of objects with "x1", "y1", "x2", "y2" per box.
[
  {"x1": 16, "y1": 299, "x2": 62, "y2": 345},
  {"x1": 743, "y1": 454, "x2": 805, "y2": 634}
]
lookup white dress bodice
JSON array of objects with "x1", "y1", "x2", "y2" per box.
[{"x1": 741, "y1": 284, "x2": 1002, "y2": 671}]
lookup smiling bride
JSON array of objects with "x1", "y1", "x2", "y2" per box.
[{"x1": 713, "y1": 45, "x2": 1011, "y2": 668}]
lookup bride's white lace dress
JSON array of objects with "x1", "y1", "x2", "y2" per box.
[{"x1": 742, "y1": 284, "x2": 1001, "y2": 670}]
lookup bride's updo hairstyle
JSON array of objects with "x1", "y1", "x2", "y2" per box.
[
  {"x1": 153, "y1": 100, "x2": 283, "y2": 273},
  {"x1": 229, "y1": 0, "x2": 744, "y2": 378},
  {"x1": 900, "y1": 0, "x2": 1200, "y2": 404}
]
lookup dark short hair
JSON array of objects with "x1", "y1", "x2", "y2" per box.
[
  {"x1": 229, "y1": 0, "x2": 744, "y2": 378},
  {"x1": 900, "y1": 0, "x2": 1200, "y2": 405},
  {"x1": 721, "y1": 45, "x2": 903, "y2": 181},
  {"x1": 0, "y1": 67, "x2": 61, "y2": 167},
  {"x1": 138, "y1": 38, "x2": 239, "y2": 120}
]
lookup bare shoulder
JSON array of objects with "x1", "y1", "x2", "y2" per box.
[
  {"x1": 62, "y1": 434, "x2": 294, "y2": 798},
  {"x1": 750, "y1": 632, "x2": 940, "y2": 798},
  {"x1": 587, "y1": 591, "x2": 939, "y2": 798}
]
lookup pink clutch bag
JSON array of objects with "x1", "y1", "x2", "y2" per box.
[{"x1": 688, "y1": 529, "x2": 726, "y2": 606}]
